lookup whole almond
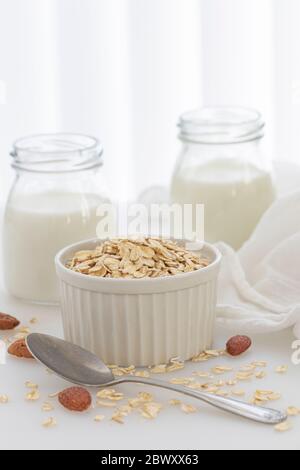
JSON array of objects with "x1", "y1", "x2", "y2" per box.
[
  {"x1": 0, "y1": 313, "x2": 20, "y2": 330},
  {"x1": 58, "y1": 387, "x2": 92, "y2": 412},
  {"x1": 226, "y1": 335, "x2": 252, "y2": 357},
  {"x1": 8, "y1": 339, "x2": 34, "y2": 359}
]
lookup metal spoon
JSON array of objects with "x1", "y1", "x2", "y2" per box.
[{"x1": 26, "y1": 333, "x2": 287, "y2": 425}]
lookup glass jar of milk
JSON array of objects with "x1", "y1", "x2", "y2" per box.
[
  {"x1": 171, "y1": 108, "x2": 276, "y2": 250},
  {"x1": 3, "y1": 134, "x2": 111, "y2": 304}
]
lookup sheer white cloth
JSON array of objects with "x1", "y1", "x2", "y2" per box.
[{"x1": 216, "y1": 190, "x2": 300, "y2": 338}]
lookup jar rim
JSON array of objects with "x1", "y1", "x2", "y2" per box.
[
  {"x1": 178, "y1": 107, "x2": 265, "y2": 144},
  {"x1": 11, "y1": 133, "x2": 103, "y2": 173}
]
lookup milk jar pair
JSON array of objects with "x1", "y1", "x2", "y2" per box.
[{"x1": 3, "y1": 109, "x2": 276, "y2": 304}]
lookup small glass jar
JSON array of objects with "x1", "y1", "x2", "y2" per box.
[
  {"x1": 3, "y1": 134, "x2": 111, "y2": 304},
  {"x1": 171, "y1": 108, "x2": 276, "y2": 250}
]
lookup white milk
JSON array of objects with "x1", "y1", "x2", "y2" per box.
[
  {"x1": 171, "y1": 159, "x2": 276, "y2": 249},
  {"x1": 3, "y1": 191, "x2": 108, "y2": 303}
]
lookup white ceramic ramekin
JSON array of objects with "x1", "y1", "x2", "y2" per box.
[{"x1": 55, "y1": 239, "x2": 222, "y2": 367}]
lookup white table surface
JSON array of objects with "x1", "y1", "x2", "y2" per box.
[
  {"x1": 1, "y1": 162, "x2": 300, "y2": 451},
  {"x1": 0, "y1": 289, "x2": 299, "y2": 451}
]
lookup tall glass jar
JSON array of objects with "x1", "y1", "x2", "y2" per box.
[
  {"x1": 171, "y1": 108, "x2": 276, "y2": 250},
  {"x1": 3, "y1": 134, "x2": 111, "y2": 304}
]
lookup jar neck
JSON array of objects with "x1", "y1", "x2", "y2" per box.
[
  {"x1": 11, "y1": 134, "x2": 103, "y2": 174},
  {"x1": 178, "y1": 107, "x2": 265, "y2": 145},
  {"x1": 177, "y1": 127, "x2": 271, "y2": 172},
  {"x1": 180, "y1": 138, "x2": 263, "y2": 152}
]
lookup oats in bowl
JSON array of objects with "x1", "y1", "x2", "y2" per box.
[{"x1": 66, "y1": 238, "x2": 210, "y2": 279}]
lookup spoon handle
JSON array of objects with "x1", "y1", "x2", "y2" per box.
[{"x1": 118, "y1": 376, "x2": 286, "y2": 424}]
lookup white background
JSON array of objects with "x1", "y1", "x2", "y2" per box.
[
  {"x1": 0, "y1": 1, "x2": 300, "y2": 450},
  {"x1": 1, "y1": 0, "x2": 300, "y2": 205}
]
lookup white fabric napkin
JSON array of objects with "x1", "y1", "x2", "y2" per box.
[{"x1": 216, "y1": 190, "x2": 300, "y2": 338}]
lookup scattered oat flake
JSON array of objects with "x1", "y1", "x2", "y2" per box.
[
  {"x1": 140, "y1": 402, "x2": 163, "y2": 419},
  {"x1": 287, "y1": 406, "x2": 300, "y2": 416},
  {"x1": 187, "y1": 383, "x2": 205, "y2": 390},
  {"x1": 252, "y1": 361, "x2": 267, "y2": 368},
  {"x1": 226, "y1": 380, "x2": 238, "y2": 386},
  {"x1": 239, "y1": 364, "x2": 256, "y2": 372},
  {"x1": 191, "y1": 352, "x2": 210, "y2": 362},
  {"x1": 167, "y1": 362, "x2": 185, "y2": 373},
  {"x1": 192, "y1": 371, "x2": 211, "y2": 378},
  {"x1": 205, "y1": 349, "x2": 225, "y2": 357},
  {"x1": 134, "y1": 370, "x2": 150, "y2": 378},
  {"x1": 251, "y1": 399, "x2": 267, "y2": 405},
  {"x1": 256, "y1": 371, "x2": 267, "y2": 379},
  {"x1": 232, "y1": 389, "x2": 246, "y2": 397},
  {"x1": 97, "y1": 400, "x2": 116, "y2": 408},
  {"x1": 111, "y1": 369, "x2": 124, "y2": 377},
  {"x1": 30, "y1": 317, "x2": 38, "y2": 324},
  {"x1": 170, "y1": 377, "x2": 194, "y2": 385},
  {"x1": 255, "y1": 396, "x2": 269, "y2": 403},
  {"x1": 212, "y1": 366, "x2": 233, "y2": 375},
  {"x1": 127, "y1": 393, "x2": 153, "y2": 408},
  {"x1": 128, "y1": 398, "x2": 142, "y2": 408},
  {"x1": 96, "y1": 389, "x2": 124, "y2": 401},
  {"x1": 151, "y1": 364, "x2": 167, "y2": 374},
  {"x1": 138, "y1": 392, "x2": 153, "y2": 402},
  {"x1": 181, "y1": 403, "x2": 197, "y2": 414},
  {"x1": 191, "y1": 350, "x2": 223, "y2": 362},
  {"x1": 18, "y1": 326, "x2": 30, "y2": 334},
  {"x1": 42, "y1": 402, "x2": 54, "y2": 412},
  {"x1": 275, "y1": 365, "x2": 288, "y2": 374},
  {"x1": 112, "y1": 365, "x2": 136, "y2": 377},
  {"x1": 169, "y1": 356, "x2": 182, "y2": 364},
  {"x1": 236, "y1": 371, "x2": 254, "y2": 381},
  {"x1": 252, "y1": 390, "x2": 281, "y2": 404},
  {"x1": 25, "y1": 381, "x2": 38, "y2": 389},
  {"x1": 119, "y1": 405, "x2": 132, "y2": 416},
  {"x1": 96, "y1": 389, "x2": 113, "y2": 399},
  {"x1": 268, "y1": 393, "x2": 282, "y2": 401},
  {"x1": 42, "y1": 417, "x2": 57, "y2": 428},
  {"x1": 111, "y1": 412, "x2": 124, "y2": 424},
  {"x1": 26, "y1": 389, "x2": 40, "y2": 401},
  {"x1": 169, "y1": 399, "x2": 181, "y2": 406},
  {"x1": 215, "y1": 390, "x2": 230, "y2": 397},
  {"x1": 200, "y1": 382, "x2": 214, "y2": 389},
  {"x1": 256, "y1": 390, "x2": 274, "y2": 396},
  {"x1": 111, "y1": 405, "x2": 131, "y2": 424},
  {"x1": 48, "y1": 391, "x2": 59, "y2": 398},
  {"x1": 214, "y1": 380, "x2": 226, "y2": 388},
  {"x1": 94, "y1": 414, "x2": 105, "y2": 422},
  {"x1": 275, "y1": 421, "x2": 292, "y2": 432},
  {"x1": 0, "y1": 395, "x2": 9, "y2": 404},
  {"x1": 204, "y1": 386, "x2": 219, "y2": 394}
]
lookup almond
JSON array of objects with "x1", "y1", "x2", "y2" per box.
[
  {"x1": 0, "y1": 313, "x2": 20, "y2": 330},
  {"x1": 58, "y1": 387, "x2": 92, "y2": 412},
  {"x1": 8, "y1": 339, "x2": 34, "y2": 359},
  {"x1": 226, "y1": 335, "x2": 252, "y2": 357}
]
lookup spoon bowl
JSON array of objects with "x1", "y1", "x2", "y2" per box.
[{"x1": 26, "y1": 333, "x2": 115, "y2": 387}]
